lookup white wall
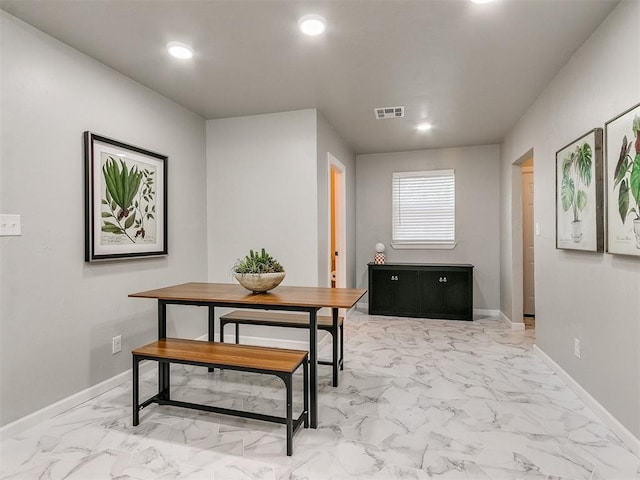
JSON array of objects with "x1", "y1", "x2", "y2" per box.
[
  {"x1": 500, "y1": 0, "x2": 640, "y2": 439},
  {"x1": 0, "y1": 13, "x2": 208, "y2": 426},
  {"x1": 316, "y1": 111, "x2": 357, "y2": 288},
  {"x1": 356, "y1": 145, "x2": 501, "y2": 311},
  {"x1": 206, "y1": 109, "x2": 318, "y2": 287}
]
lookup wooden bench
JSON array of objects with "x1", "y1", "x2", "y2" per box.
[
  {"x1": 219, "y1": 310, "x2": 344, "y2": 387},
  {"x1": 132, "y1": 338, "x2": 308, "y2": 456}
]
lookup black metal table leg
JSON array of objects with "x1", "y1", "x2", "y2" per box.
[
  {"x1": 309, "y1": 308, "x2": 318, "y2": 428},
  {"x1": 132, "y1": 355, "x2": 140, "y2": 426},
  {"x1": 158, "y1": 300, "x2": 169, "y2": 400},
  {"x1": 208, "y1": 306, "x2": 215, "y2": 373}
]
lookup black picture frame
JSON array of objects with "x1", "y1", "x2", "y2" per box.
[{"x1": 84, "y1": 131, "x2": 168, "y2": 262}]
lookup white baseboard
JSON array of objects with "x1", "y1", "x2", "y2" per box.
[
  {"x1": 473, "y1": 308, "x2": 501, "y2": 318},
  {"x1": 498, "y1": 311, "x2": 525, "y2": 330},
  {"x1": 0, "y1": 333, "x2": 330, "y2": 442},
  {"x1": 534, "y1": 345, "x2": 640, "y2": 457},
  {"x1": 0, "y1": 360, "x2": 156, "y2": 442}
]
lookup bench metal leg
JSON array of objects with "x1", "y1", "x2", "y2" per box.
[
  {"x1": 235, "y1": 323, "x2": 239, "y2": 344},
  {"x1": 132, "y1": 355, "x2": 140, "y2": 426},
  {"x1": 332, "y1": 309, "x2": 339, "y2": 387},
  {"x1": 219, "y1": 320, "x2": 225, "y2": 343},
  {"x1": 303, "y1": 357, "x2": 309, "y2": 428},
  {"x1": 285, "y1": 373, "x2": 293, "y2": 456},
  {"x1": 340, "y1": 323, "x2": 344, "y2": 371},
  {"x1": 160, "y1": 360, "x2": 171, "y2": 400}
]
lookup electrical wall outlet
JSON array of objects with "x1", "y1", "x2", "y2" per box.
[
  {"x1": 0, "y1": 214, "x2": 21, "y2": 236},
  {"x1": 112, "y1": 335, "x2": 122, "y2": 354},
  {"x1": 574, "y1": 338, "x2": 581, "y2": 359}
]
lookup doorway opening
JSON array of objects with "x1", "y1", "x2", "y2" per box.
[
  {"x1": 521, "y1": 157, "x2": 535, "y2": 330},
  {"x1": 328, "y1": 153, "x2": 346, "y2": 289}
]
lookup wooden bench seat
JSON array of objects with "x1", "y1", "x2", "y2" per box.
[
  {"x1": 219, "y1": 310, "x2": 344, "y2": 386},
  {"x1": 132, "y1": 338, "x2": 308, "y2": 456}
]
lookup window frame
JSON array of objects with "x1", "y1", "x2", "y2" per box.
[{"x1": 391, "y1": 169, "x2": 456, "y2": 250}]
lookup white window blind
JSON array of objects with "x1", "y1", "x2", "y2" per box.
[{"x1": 392, "y1": 169, "x2": 455, "y2": 247}]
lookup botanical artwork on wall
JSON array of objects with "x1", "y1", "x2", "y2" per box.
[
  {"x1": 84, "y1": 132, "x2": 167, "y2": 261},
  {"x1": 606, "y1": 103, "x2": 640, "y2": 257},
  {"x1": 555, "y1": 128, "x2": 604, "y2": 252}
]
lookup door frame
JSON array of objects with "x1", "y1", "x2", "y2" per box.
[{"x1": 327, "y1": 153, "x2": 346, "y2": 288}]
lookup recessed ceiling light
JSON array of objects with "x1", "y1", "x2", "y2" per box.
[
  {"x1": 166, "y1": 41, "x2": 193, "y2": 59},
  {"x1": 298, "y1": 14, "x2": 326, "y2": 36},
  {"x1": 416, "y1": 122, "x2": 433, "y2": 131},
  {"x1": 470, "y1": 0, "x2": 495, "y2": 3}
]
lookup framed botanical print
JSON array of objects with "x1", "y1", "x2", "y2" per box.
[
  {"x1": 605, "y1": 103, "x2": 640, "y2": 257},
  {"x1": 84, "y1": 132, "x2": 167, "y2": 261},
  {"x1": 555, "y1": 128, "x2": 604, "y2": 252}
]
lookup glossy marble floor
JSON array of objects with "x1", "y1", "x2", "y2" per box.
[{"x1": 2, "y1": 312, "x2": 639, "y2": 479}]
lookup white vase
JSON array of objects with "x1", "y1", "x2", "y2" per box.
[
  {"x1": 234, "y1": 272, "x2": 285, "y2": 293},
  {"x1": 571, "y1": 220, "x2": 583, "y2": 243}
]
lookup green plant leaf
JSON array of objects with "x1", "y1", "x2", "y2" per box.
[
  {"x1": 124, "y1": 212, "x2": 136, "y2": 229},
  {"x1": 101, "y1": 212, "x2": 113, "y2": 218},
  {"x1": 614, "y1": 136, "x2": 630, "y2": 186},
  {"x1": 561, "y1": 176, "x2": 574, "y2": 211},
  {"x1": 633, "y1": 115, "x2": 640, "y2": 136},
  {"x1": 618, "y1": 179, "x2": 629, "y2": 223},
  {"x1": 575, "y1": 143, "x2": 592, "y2": 186},
  {"x1": 562, "y1": 155, "x2": 572, "y2": 178},
  {"x1": 630, "y1": 154, "x2": 640, "y2": 206},
  {"x1": 576, "y1": 190, "x2": 587, "y2": 212},
  {"x1": 102, "y1": 160, "x2": 120, "y2": 206},
  {"x1": 102, "y1": 222, "x2": 124, "y2": 234}
]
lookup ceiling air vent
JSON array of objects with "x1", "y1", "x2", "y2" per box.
[{"x1": 374, "y1": 106, "x2": 405, "y2": 119}]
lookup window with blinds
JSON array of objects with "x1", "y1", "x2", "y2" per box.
[{"x1": 392, "y1": 169, "x2": 455, "y2": 248}]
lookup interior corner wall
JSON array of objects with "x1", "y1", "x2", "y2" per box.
[
  {"x1": 500, "y1": 0, "x2": 640, "y2": 439},
  {"x1": 316, "y1": 111, "x2": 357, "y2": 288},
  {"x1": 355, "y1": 145, "x2": 501, "y2": 310},
  {"x1": 0, "y1": 12, "x2": 208, "y2": 427},
  {"x1": 205, "y1": 109, "x2": 319, "y2": 287}
]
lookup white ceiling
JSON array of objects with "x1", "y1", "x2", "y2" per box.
[{"x1": 0, "y1": 0, "x2": 619, "y2": 154}]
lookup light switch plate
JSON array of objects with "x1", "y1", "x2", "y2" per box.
[{"x1": 0, "y1": 215, "x2": 21, "y2": 236}]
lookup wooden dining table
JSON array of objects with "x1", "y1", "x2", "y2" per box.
[{"x1": 129, "y1": 282, "x2": 366, "y2": 428}]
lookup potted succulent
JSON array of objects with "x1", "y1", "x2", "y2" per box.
[
  {"x1": 613, "y1": 114, "x2": 640, "y2": 249},
  {"x1": 233, "y1": 248, "x2": 285, "y2": 293},
  {"x1": 560, "y1": 142, "x2": 593, "y2": 242}
]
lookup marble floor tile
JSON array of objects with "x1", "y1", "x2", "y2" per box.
[{"x1": 1, "y1": 312, "x2": 639, "y2": 480}]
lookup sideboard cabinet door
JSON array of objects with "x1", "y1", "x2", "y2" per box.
[
  {"x1": 419, "y1": 269, "x2": 472, "y2": 319},
  {"x1": 369, "y1": 266, "x2": 420, "y2": 316}
]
